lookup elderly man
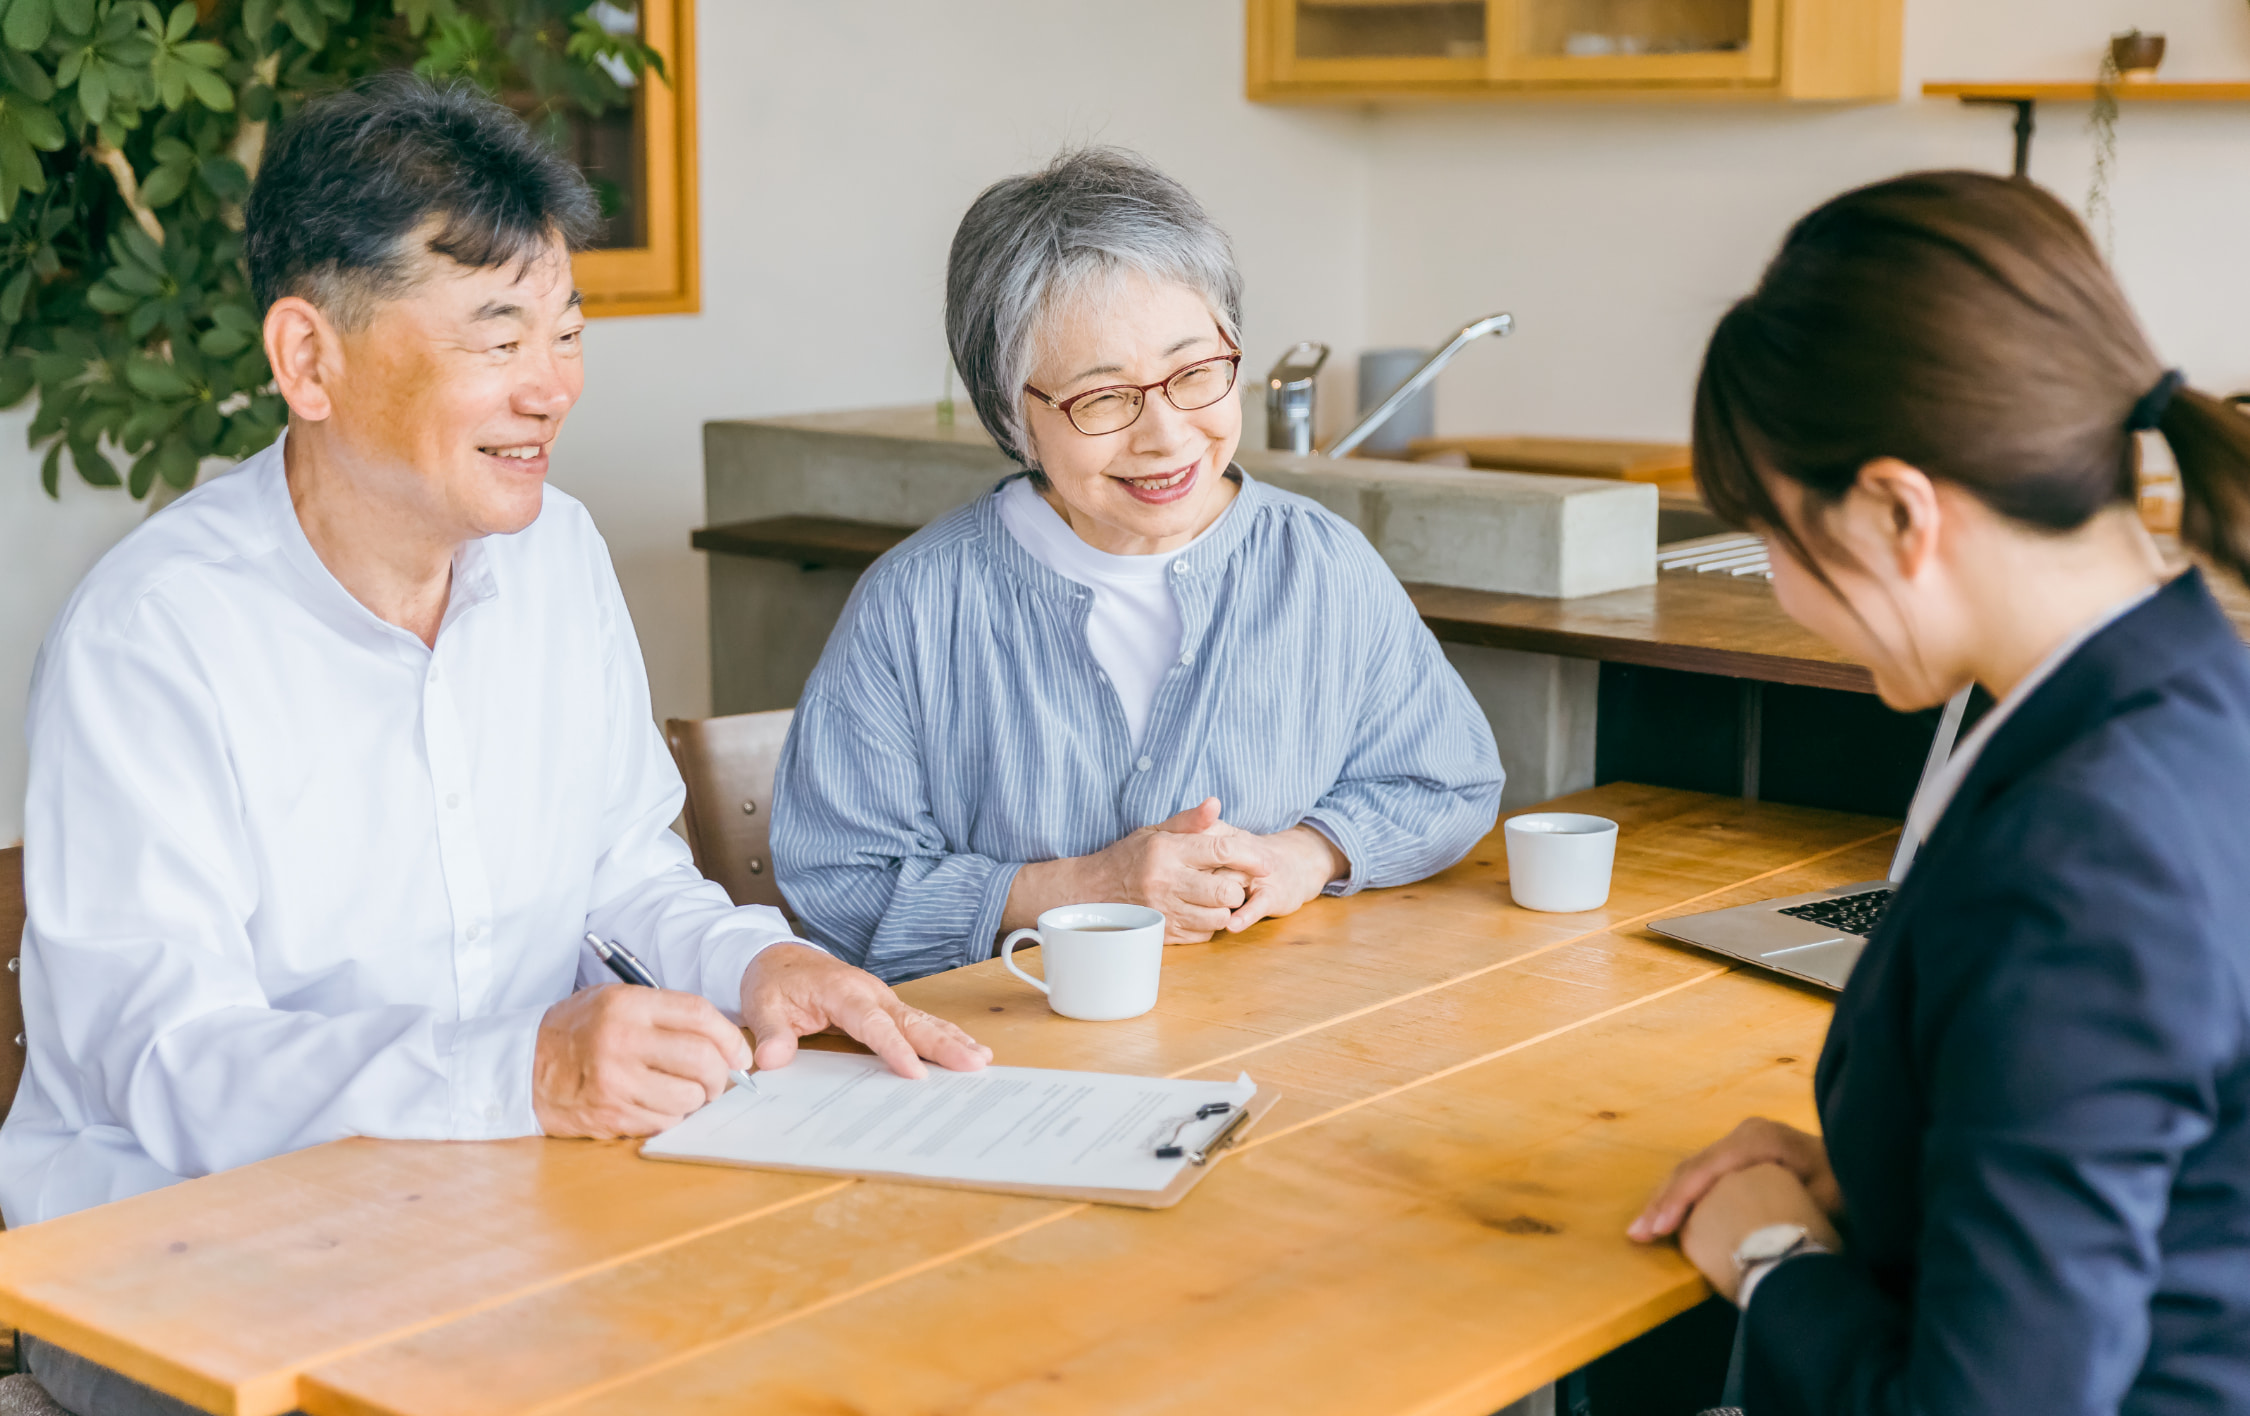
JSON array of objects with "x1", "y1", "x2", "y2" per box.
[{"x1": 3, "y1": 73, "x2": 986, "y2": 1414}]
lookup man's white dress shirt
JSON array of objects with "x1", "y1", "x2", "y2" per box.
[{"x1": 0, "y1": 437, "x2": 799, "y2": 1226}]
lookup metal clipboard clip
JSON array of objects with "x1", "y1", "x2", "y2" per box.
[{"x1": 1153, "y1": 1101, "x2": 1253, "y2": 1165}]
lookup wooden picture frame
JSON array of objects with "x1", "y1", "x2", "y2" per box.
[{"x1": 574, "y1": 0, "x2": 699, "y2": 318}]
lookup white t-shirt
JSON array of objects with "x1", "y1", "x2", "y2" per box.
[{"x1": 996, "y1": 477, "x2": 1223, "y2": 749}]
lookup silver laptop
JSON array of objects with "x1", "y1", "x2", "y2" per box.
[{"x1": 1647, "y1": 688, "x2": 1973, "y2": 990}]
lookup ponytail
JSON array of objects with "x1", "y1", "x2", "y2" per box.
[{"x1": 2158, "y1": 387, "x2": 2250, "y2": 587}]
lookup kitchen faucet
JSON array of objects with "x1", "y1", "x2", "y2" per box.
[
  {"x1": 1325, "y1": 313, "x2": 1513, "y2": 459},
  {"x1": 1264, "y1": 341, "x2": 1330, "y2": 454}
]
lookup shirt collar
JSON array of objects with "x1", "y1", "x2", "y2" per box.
[
  {"x1": 977, "y1": 464, "x2": 1262, "y2": 600},
  {"x1": 1901, "y1": 580, "x2": 2162, "y2": 864},
  {"x1": 260, "y1": 429, "x2": 506, "y2": 663}
]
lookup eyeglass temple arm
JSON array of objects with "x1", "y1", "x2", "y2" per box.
[{"x1": 1324, "y1": 313, "x2": 1513, "y2": 460}]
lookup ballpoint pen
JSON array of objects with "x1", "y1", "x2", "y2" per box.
[{"x1": 585, "y1": 932, "x2": 758, "y2": 1094}]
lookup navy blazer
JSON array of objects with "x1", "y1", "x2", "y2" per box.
[{"x1": 1744, "y1": 571, "x2": 2250, "y2": 1416}]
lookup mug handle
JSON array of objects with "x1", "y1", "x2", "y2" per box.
[{"x1": 1000, "y1": 929, "x2": 1049, "y2": 994}]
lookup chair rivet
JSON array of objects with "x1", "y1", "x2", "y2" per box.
[
  {"x1": 741, "y1": 799, "x2": 757, "y2": 815},
  {"x1": 6, "y1": 957, "x2": 17, "y2": 973},
  {"x1": 749, "y1": 858, "x2": 765, "y2": 875},
  {"x1": 12, "y1": 1034, "x2": 20, "y2": 1048}
]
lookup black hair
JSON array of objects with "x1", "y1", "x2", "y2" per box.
[
  {"x1": 1694, "y1": 170, "x2": 2250, "y2": 587},
  {"x1": 243, "y1": 73, "x2": 600, "y2": 324}
]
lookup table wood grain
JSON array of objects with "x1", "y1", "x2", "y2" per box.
[{"x1": 0, "y1": 784, "x2": 1894, "y2": 1416}]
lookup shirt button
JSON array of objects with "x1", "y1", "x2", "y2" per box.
[
  {"x1": 466, "y1": 921, "x2": 483, "y2": 940},
  {"x1": 484, "y1": 1104, "x2": 501, "y2": 1122},
  {"x1": 1172, "y1": 561, "x2": 1189, "y2": 575},
  {"x1": 446, "y1": 793, "x2": 461, "y2": 809},
  {"x1": 1179, "y1": 651, "x2": 1196, "y2": 666},
  {"x1": 428, "y1": 665, "x2": 441, "y2": 682},
  {"x1": 1136, "y1": 755, "x2": 1153, "y2": 772}
]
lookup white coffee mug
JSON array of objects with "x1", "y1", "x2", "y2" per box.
[
  {"x1": 1504, "y1": 813, "x2": 1619, "y2": 913},
  {"x1": 1000, "y1": 903, "x2": 1164, "y2": 1021}
]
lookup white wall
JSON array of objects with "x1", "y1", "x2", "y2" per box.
[
  {"x1": 545, "y1": 0, "x2": 1372, "y2": 748},
  {"x1": 1373, "y1": 0, "x2": 2250, "y2": 442},
  {"x1": 7, "y1": 0, "x2": 2250, "y2": 840}
]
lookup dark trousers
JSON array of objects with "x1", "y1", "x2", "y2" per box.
[{"x1": 18, "y1": 1336, "x2": 303, "y2": 1416}]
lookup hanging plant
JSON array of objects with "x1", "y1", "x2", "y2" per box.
[
  {"x1": 2086, "y1": 47, "x2": 2119, "y2": 260},
  {"x1": 0, "y1": 0, "x2": 664, "y2": 501}
]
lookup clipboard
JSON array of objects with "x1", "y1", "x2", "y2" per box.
[{"x1": 640, "y1": 1084, "x2": 1283, "y2": 1211}]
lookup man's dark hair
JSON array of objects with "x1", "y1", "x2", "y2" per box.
[{"x1": 244, "y1": 73, "x2": 600, "y2": 324}]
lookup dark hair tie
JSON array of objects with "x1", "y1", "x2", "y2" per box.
[{"x1": 2129, "y1": 369, "x2": 2186, "y2": 431}]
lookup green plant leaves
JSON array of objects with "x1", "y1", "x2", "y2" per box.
[
  {"x1": 143, "y1": 2, "x2": 232, "y2": 113},
  {"x1": 2, "y1": 0, "x2": 54, "y2": 53},
  {"x1": 14, "y1": 0, "x2": 661, "y2": 498},
  {"x1": 0, "y1": 94, "x2": 63, "y2": 219}
]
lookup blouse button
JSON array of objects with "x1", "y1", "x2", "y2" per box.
[
  {"x1": 1136, "y1": 755, "x2": 1153, "y2": 772},
  {"x1": 466, "y1": 921, "x2": 483, "y2": 940},
  {"x1": 1171, "y1": 561, "x2": 1189, "y2": 575},
  {"x1": 1179, "y1": 650, "x2": 1195, "y2": 666},
  {"x1": 446, "y1": 793, "x2": 461, "y2": 810}
]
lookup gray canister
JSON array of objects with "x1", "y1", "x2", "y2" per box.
[{"x1": 1355, "y1": 348, "x2": 1436, "y2": 456}]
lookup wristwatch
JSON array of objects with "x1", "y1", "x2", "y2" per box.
[{"x1": 1731, "y1": 1222, "x2": 1829, "y2": 1309}]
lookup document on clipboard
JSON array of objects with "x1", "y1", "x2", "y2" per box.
[{"x1": 640, "y1": 1051, "x2": 1278, "y2": 1209}]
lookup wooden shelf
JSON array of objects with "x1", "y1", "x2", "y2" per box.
[
  {"x1": 694, "y1": 515, "x2": 1876, "y2": 691},
  {"x1": 694, "y1": 517, "x2": 2250, "y2": 698},
  {"x1": 690, "y1": 516, "x2": 912, "y2": 570},
  {"x1": 1924, "y1": 80, "x2": 2250, "y2": 102},
  {"x1": 1925, "y1": 79, "x2": 2250, "y2": 176}
]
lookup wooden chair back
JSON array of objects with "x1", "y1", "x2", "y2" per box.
[
  {"x1": 664, "y1": 711, "x2": 793, "y2": 911},
  {"x1": 0, "y1": 848, "x2": 23, "y2": 1127}
]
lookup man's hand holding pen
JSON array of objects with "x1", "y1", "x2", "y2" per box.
[{"x1": 533, "y1": 938, "x2": 992, "y2": 1140}]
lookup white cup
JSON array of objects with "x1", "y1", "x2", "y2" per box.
[
  {"x1": 1000, "y1": 903, "x2": 1164, "y2": 1021},
  {"x1": 1504, "y1": 813, "x2": 1619, "y2": 912}
]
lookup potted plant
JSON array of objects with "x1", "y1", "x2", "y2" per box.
[{"x1": 0, "y1": 0, "x2": 665, "y2": 502}]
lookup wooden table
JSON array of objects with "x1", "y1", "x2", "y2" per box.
[{"x1": 0, "y1": 785, "x2": 1897, "y2": 1416}]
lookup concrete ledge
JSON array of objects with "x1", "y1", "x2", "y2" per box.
[{"x1": 705, "y1": 405, "x2": 1656, "y2": 599}]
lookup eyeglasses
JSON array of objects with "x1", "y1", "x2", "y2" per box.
[{"x1": 1023, "y1": 348, "x2": 1242, "y2": 437}]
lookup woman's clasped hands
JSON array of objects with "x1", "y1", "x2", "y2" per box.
[
  {"x1": 1629, "y1": 1116, "x2": 1846, "y2": 1303},
  {"x1": 1005, "y1": 797, "x2": 1349, "y2": 943}
]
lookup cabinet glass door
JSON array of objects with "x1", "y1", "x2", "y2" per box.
[
  {"x1": 1499, "y1": 0, "x2": 1778, "y2": 84},
  {"x1": 1269, "y1": 0, "x2": 1493, "y2": 87}
]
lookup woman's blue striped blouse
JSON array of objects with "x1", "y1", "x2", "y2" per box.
[{"x1": 771, "y1": 470, "x2": 1506, "y2": 982}]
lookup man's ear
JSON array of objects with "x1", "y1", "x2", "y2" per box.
[
  {"x1": 264, "y1": 295, "x2": 344, "y2": 423},
  {"x1": 1853, "y1": 456, "x2": 1944, "y2": 581}
]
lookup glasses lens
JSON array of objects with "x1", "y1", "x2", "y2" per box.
[
  {"x1": 1165, "y1": 357, "x2": 1237, "y2": 412},
  {"x1": 1068, "y1": 388, "x2": 1141, "y2": 436}
]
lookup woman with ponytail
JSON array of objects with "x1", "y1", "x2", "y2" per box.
[{"x1": 1627, "y1": 170, "x2": 2250, "y2": 1415}]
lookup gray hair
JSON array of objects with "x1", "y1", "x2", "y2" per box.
[{"x1": 945, "y1": 147, "x2": 1244, "y2": 467}]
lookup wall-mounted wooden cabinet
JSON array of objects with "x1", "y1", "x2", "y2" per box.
[{"x1": 1247, "y1": 0, "x2": 1899, "y2": 102}]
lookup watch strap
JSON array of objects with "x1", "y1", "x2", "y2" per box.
[{"x1": 1735, "y1": 1234, "x2": 1828, "y2": 1310}]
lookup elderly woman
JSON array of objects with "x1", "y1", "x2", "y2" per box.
[{"x1": 772, "y1": 148, "x2": 1503, "y2": 982}]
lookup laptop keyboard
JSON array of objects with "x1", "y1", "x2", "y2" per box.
[{"x1": 1777, "y1": 889, "x2": 1894, "y2": 938}]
